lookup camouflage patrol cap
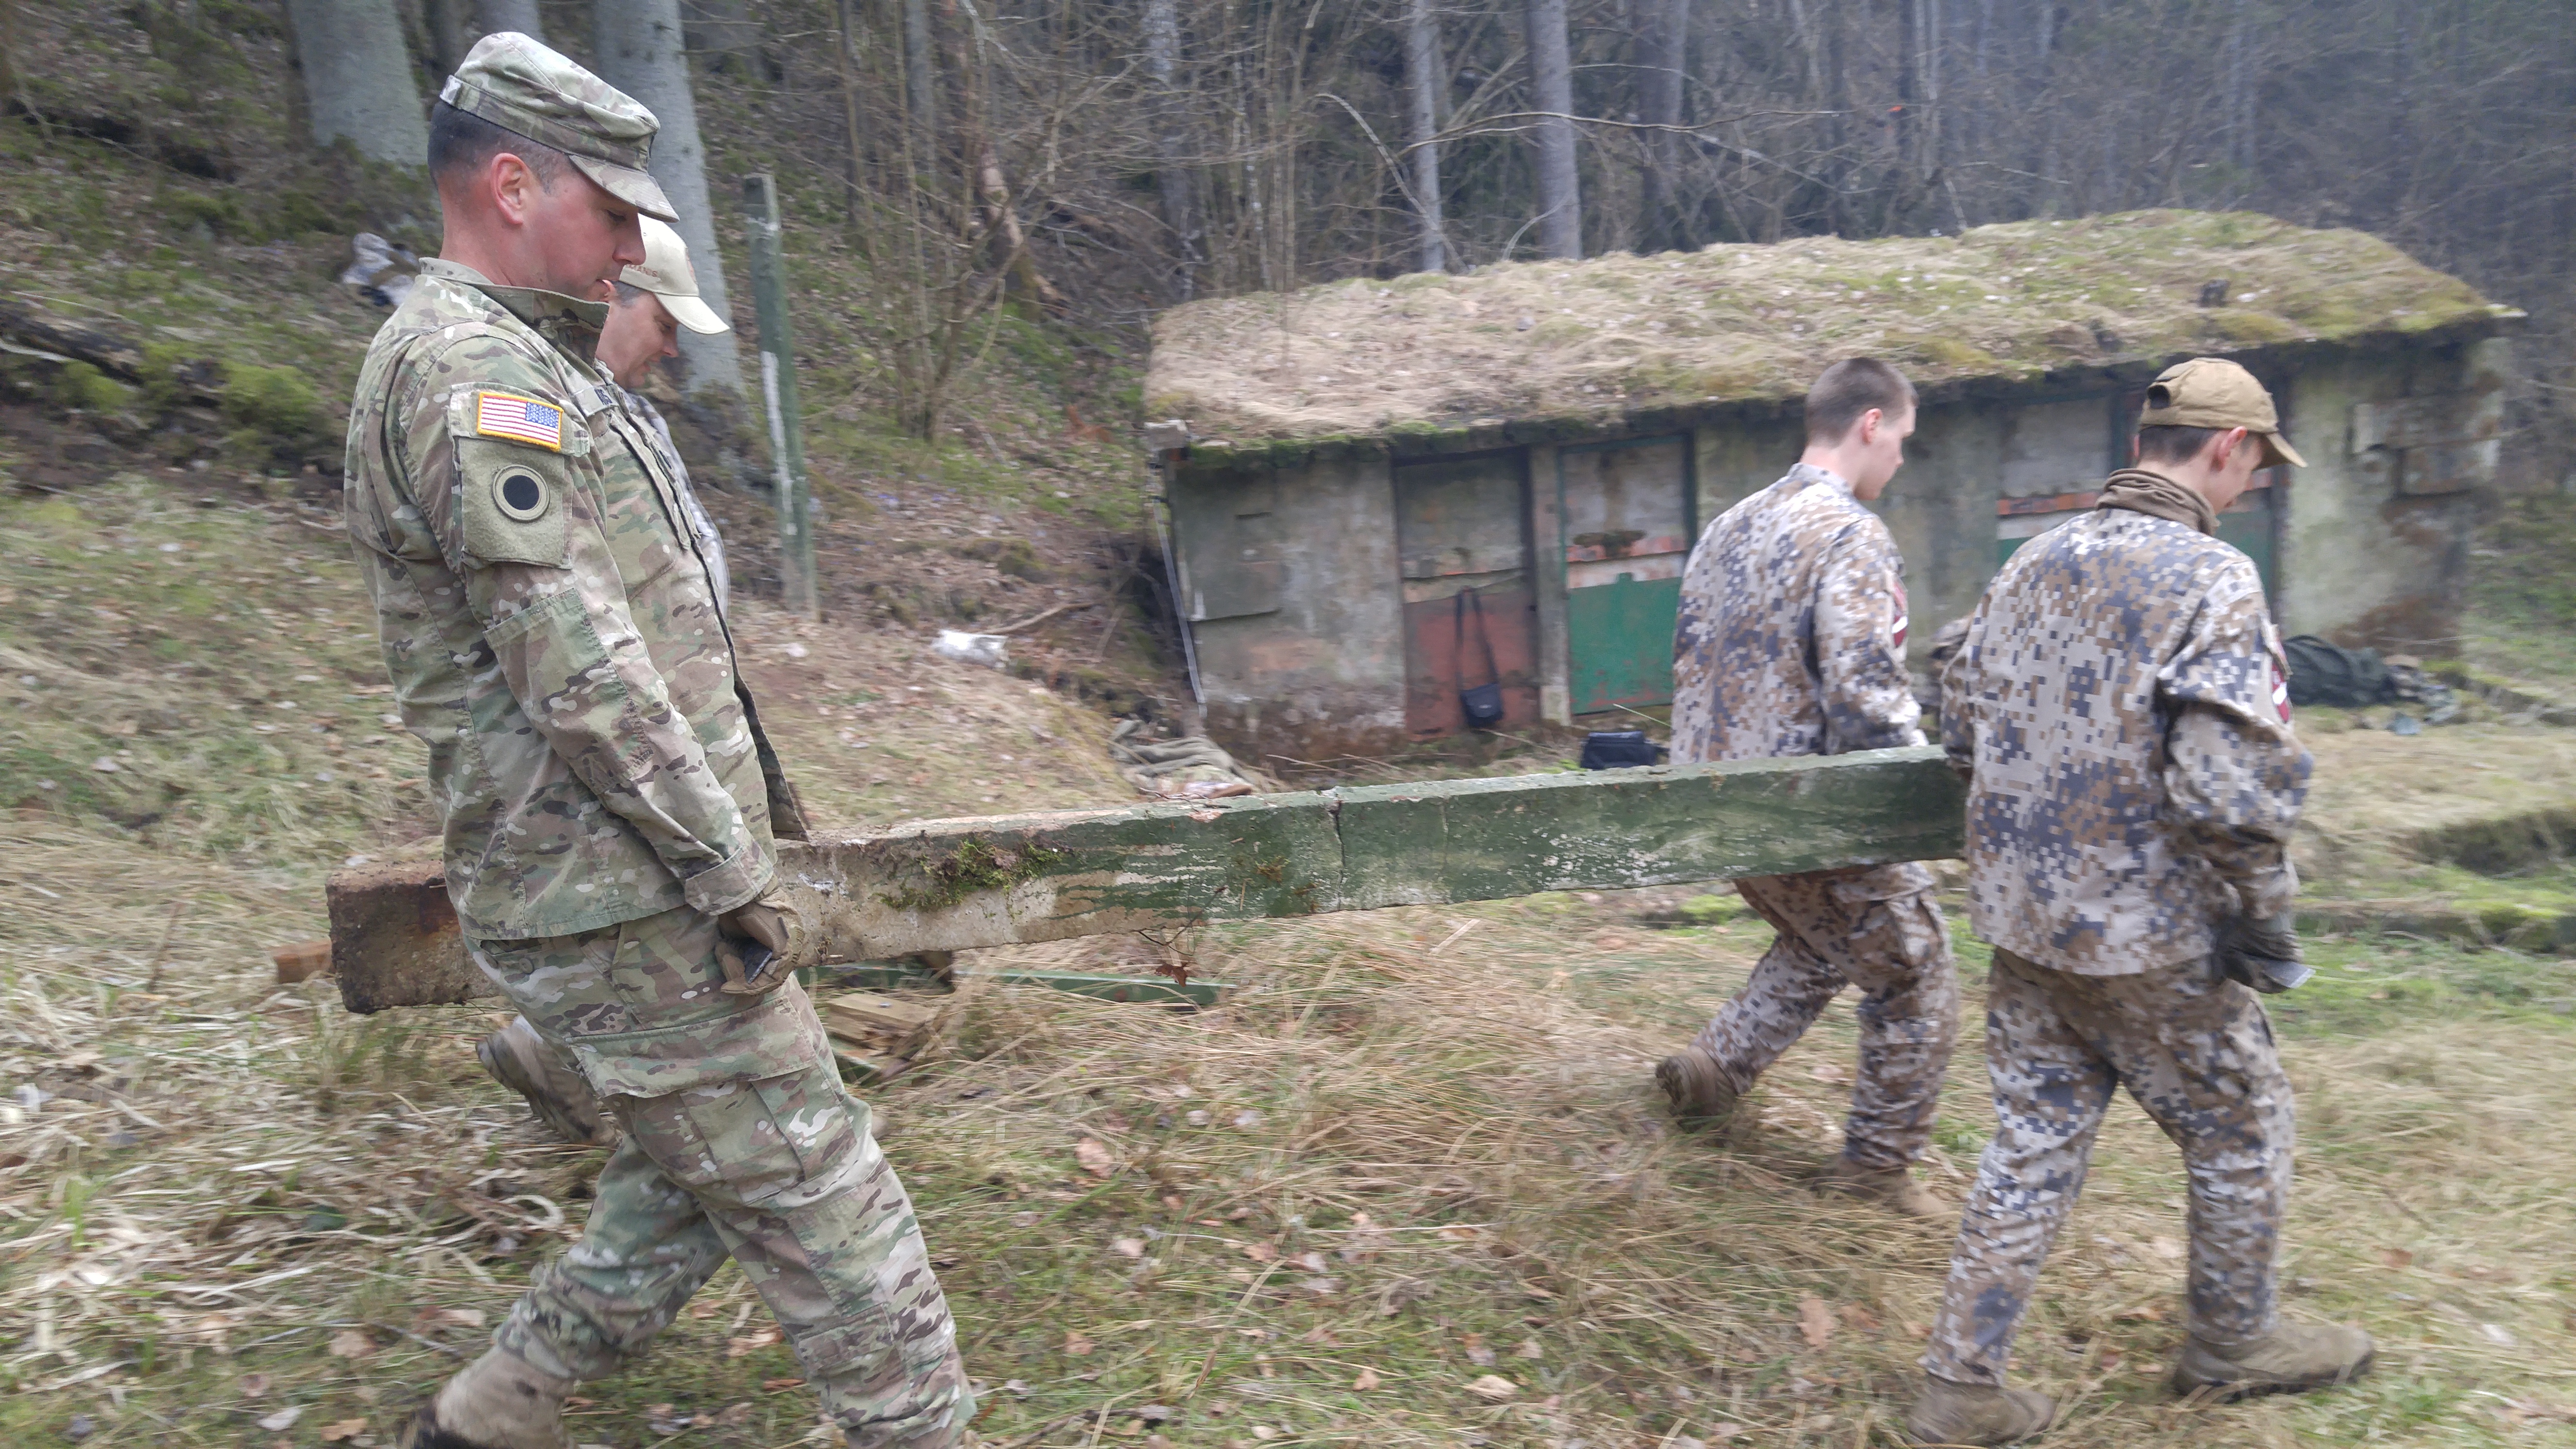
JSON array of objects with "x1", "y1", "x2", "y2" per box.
[
  {"x1": 2140, "y1": 357, "x2": 2307, "y2": 468},
  {"x1": 438, "y1": 32, "x2": 677, "y2": 223}
]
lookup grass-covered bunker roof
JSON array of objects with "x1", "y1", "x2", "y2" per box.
[{"x1": 1145, "y1": 209, "x2": 2516, "y2": 467}]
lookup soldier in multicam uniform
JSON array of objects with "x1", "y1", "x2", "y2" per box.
[
  {"x1": 475, "y1": 214, "x2": 740, "y2": 1151},
  {"x1": 1656, "y1": 358, "x2": 1960, "y2": 1219},
  {"x1": 1903, "y1": 359, "x2": 2373, "y2": 1445},
  {"x1": 344, "y1": 34, "x2": 973, "y2": 1449}
]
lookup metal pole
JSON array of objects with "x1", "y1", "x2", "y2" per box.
[{"x1": 743, "y1": 173, "x2": 819, "y2": 616}]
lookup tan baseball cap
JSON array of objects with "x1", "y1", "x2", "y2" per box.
[
  {"x1": 2139, "y1": 357, "x2": 2306, "y2": 468},
  {"x1": 439, "y1": 32, "x2": 678, "y2": 223},
  {"x1": 620, "y1": 217, "x2": 730, "y2": 334}
]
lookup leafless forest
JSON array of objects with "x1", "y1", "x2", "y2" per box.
[{"x1": 509, "y1": 0, "x2": 2576, "y2": 450}]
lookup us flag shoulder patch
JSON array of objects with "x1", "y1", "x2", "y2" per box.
[{"x1": 475, "y1": 391, "x2": 564, "y2": 451}]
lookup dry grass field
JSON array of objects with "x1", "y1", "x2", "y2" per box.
[{"x1": 6, "y1": 482, "x2": 2576, "y2": 1449}]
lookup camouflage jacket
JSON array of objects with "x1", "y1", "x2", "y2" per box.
[
  {"x1": 1940, "y1": 501, "x2": 2309, "y2": 975},
  {"x1": 1670, "y1": 463, "x2": 1922, "y2": 765},
  {"x1": 618, "y1": 386, "x2": 731, "y2": 612},
  {"x1": 344, "y1": 258, "x2": 805, "y2": 941}
]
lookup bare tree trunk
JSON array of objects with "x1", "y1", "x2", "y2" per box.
[
  {"x1": 0, "y1": 0, "x2": 25, "y2": 115},
  {"x1": 284, "y1": 0, "x2": 429, "y2": 167},
  {"x1": 902, "y1": 0, "x2": 940, "y2": 161},
  {"x1": 594, "y1": 0, "x2": 746, "y2": 401},
  {"x1": 836, "y1": 0, "x2": 866, "y2": 222},
  {"x1": 475, "y1": 0, "x2": 544, "y2": 40},
  {"x1": 1637, "y1": 0, "x2": 1686, "y2": 252},
  {"x1": 977, "y1": 138, "x2": 1067, "y2": 311},
  {"x1": 2032, "y1": 0, "x2": 2057, "y2": 214},
  {"x1": 1404, "y1": 0, "x2": 1445, "y2": 272},
  {"x1": 1144, "y1": 0, "x2": 1203, "y2": 296},
  {"x1": 683, "y1": 0, "x2": 763, "y2": 77},
  {"x1": 1526, "y1": 0, "x2": 1581, "y2": 258}
]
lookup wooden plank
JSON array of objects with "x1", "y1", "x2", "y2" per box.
[{"x1": 330, "y1": 747, "x2": 1964, "y2": 1013}]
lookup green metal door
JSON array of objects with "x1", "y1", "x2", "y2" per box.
[{"x1": 1560, "y1": 435, "x2": 1692, "y2": 715}]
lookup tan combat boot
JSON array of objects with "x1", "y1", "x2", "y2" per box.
[
  {"x1": 1655, "y1": 1048, "x2": 1739, "y2": 1122},
  {"x1": 2170, "y1": 1319, "x2": 2375, "y2": 1401},
  {"x1": 396, "y1": 1347, "x2": 575, "y2": 1449},
  {"x1": 477, "y1": 1015, "x2": 613, "y2": 1146},
  {"x1": 1821, "y1": 1156, "x2": 1953, "y2": 1220},
  {"x1": 1902, "y1": 1376, "x2": 2055, "y2": 1446}
]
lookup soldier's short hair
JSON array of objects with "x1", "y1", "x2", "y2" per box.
[
  {"x1": 428, "y1": 100, "x2": 568, "y2": 190},
  {"x1": 613, "y1": 281, "x2": 647, "y2": 306},
  {"x1": 2135, "y1": 424, "x2": 2224, "y2": 466},
  {"x1": 1804, "y1": 358, "x2": 1916, "y2": 443}
]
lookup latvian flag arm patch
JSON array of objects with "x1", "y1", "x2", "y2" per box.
[{"x1": 475, "y1": 392, "x2": 564, "y2": 451}]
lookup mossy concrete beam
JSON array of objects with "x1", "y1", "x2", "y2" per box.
[{"x1": 327, "y1": 747, "x2": 1964, "y2": 1012}]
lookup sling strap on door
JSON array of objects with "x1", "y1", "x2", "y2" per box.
[{"x1": 1453, "y1": 586, "x2": 1505, "y2": 729}]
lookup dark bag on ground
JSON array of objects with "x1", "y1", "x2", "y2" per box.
[
  {"x1": 1580, "y1": 730, "x2": 1667, "y2": 770},
  {"x1": 2283, "y1": 635, "x2": 2395, "y2": 707},
  {"x1": 1453, "y1": 588, "x2": 1506, "y2": 729}
]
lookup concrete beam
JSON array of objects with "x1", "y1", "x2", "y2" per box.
[{"x1": 328, "y1": 746, "x2": 1963, "y2": 1013}]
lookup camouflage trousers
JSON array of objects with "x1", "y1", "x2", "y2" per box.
[
  {"x1": 1921, "y1": 947, "x2": 2294, "y2": 1386},
  {"x1": 1690, "y1": 863, "x2": 1958, "y2": 1171},
  {"x1": 466, "y1": 904, "x2": 975, "y2": 1449}
]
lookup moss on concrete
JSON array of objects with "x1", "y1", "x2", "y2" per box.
[{"x1": 1146, "y1": 209, "x2": 2517, "y2": 449}]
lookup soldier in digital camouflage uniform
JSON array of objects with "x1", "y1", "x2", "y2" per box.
[
  {"x1": 1656, "y1": 358, "x2": 1959, "y2": 1220},
  {"x1": 1904, "y1": 359, "x2": 2373, "y2": 1446},
  {"x1": 346, "y1": 34, "x2": 973, "y2": 1449}
]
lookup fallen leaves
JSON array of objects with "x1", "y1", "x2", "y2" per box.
[
  {"x1": 1463, "y1": 1331, "x2": 1497, "y2": 1366},
  {"x1": 1075, "y1": 1138, "x2": 1116, "y2": 1176},
  {"x1": 1064, "y1": 1329, "x2": 1095, "y2": 1356},
  {"x1": 318, "y1": 1419, "x2": 368, "y2": 1444},
  {"x1": 1796, "y1": 1297, "x2": 1835, "y2": 1349},
  {"x1": 2148, "y1": 1235, "x2": 2186, "y2": 1261},
  {"x1": 1352, "y1": 1367, "x2": 1380, "y2": 1391},
  {"x1": 1515, "y1": 1336, "x2": 1545, "y2": 1359},
  {"x1": 1111, "y1": 1237, "x2": 1146, "y2": 1259},
  {"x1": 2379, "y1": 1246, "x2": 2415, "y2": 1270},
  {"x1": 325, "y1": 1328, "x2": 374, "y2": 1359},
  {"x1": 1241, "y1": 1240, "x2": 1278, "y2": 1264},
  {"x1": 254, "y1": 1406, "x2": 302, "y2": 1432},
  {"x1": 727, "y1": 1325, "x2": 783, "y2": 1357},
  {"x1": 1465, "y1": 1374, "x2": 1519, "y2": 1402}
]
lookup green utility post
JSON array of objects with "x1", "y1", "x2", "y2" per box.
[{"x1": 743, "y1": 173, "x2": 819, "y2": 615}]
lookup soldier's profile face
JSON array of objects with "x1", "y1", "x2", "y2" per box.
[
  {"x1": 1850, "y1": 403, "x2": 1916, "y2": 501},
  {"x1": 525, "y1": 169, "x2": 649, "y2": 300},
  {"x1": 598, "y1": 291, "x2": 682, "y2": 388}
]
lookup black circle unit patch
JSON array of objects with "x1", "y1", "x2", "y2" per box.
[{"x1": 494, "y1": 466, "x2": 548, "y2": 522}]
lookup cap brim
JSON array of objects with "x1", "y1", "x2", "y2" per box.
[
  {"x1": 2257, "y1": 430, "x2": 2306, "y2": 469},
  {"x1": 568, "y1": 153, "x2": 678, "y2": 223},
  {"x1": 656, "y1": 290, "x2": 730, "y2": 335}
]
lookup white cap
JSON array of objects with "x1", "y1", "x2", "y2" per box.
[{"x1": 619, "y1": 216, "x2": 729, "y2": 335}]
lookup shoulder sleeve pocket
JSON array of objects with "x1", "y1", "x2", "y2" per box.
[{"x1": 454, "y1": 436, "x2": 571, "y2": 568}]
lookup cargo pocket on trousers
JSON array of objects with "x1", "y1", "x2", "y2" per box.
[{"x1": 629, "y1": 1067, "x2": 854, "y2": 1213}]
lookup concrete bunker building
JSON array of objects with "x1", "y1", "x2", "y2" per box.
[{"x1": 1143, "y1": 210, "x2": 2518, "y2": 758}]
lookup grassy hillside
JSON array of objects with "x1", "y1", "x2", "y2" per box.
[{"x1": 6, "y1": 5, "x2": 2576, "y2": 1448}]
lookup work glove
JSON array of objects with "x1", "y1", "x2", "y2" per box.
[
  {"x1": 2214, "y1": 911, "x2": 2311, "y2": 994},
  {"x1": 716, "y1": 882, "x2": 823, "y2": 996}
]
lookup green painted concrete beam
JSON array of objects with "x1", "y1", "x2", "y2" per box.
[{"x1": 327, "y1": 747, "x2": 1962, "y2": 1013}]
